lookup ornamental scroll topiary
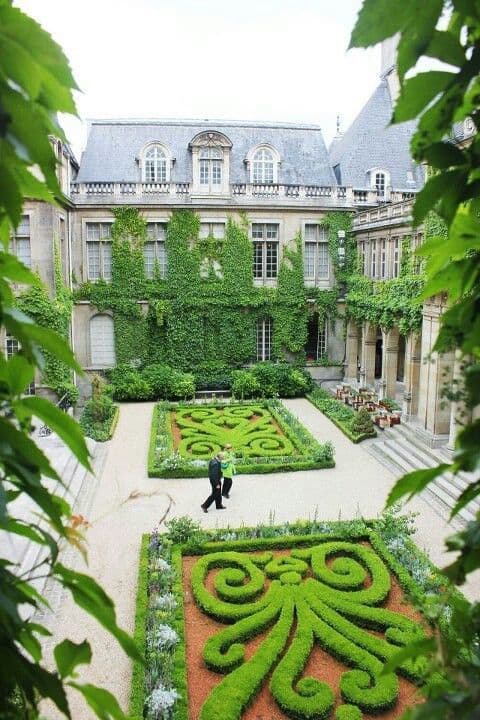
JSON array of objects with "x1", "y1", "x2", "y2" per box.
[{"x1": 191, "y1": 542, "x2": 427, "y2": 720}]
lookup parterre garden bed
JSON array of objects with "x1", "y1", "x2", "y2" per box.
[
  {"x1": 148, "y1": 400, "x2": 334, "y2": 477},
  {"x1": 130, "y1": 515, "x2": 456, "y2": 720}
]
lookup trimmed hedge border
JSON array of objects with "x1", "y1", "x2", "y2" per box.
[
  {"x1": 131, "y1": 516, "x2": 460, "y2": 720},
  {"x1": 80, "y1": 403, "x2": 120, "y2": 442},
  {"x1": 307, "y1": 391, "x2": 377, "y2": 443},
  {"x1": 148, "y1": 399, "x2": 335, "y2": 477}
]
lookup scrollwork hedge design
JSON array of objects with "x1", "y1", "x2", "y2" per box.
[{"x1": 191, "y1": 542, "x2": 427, "y2": 720}]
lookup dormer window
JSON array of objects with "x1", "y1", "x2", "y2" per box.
[
  {"x1": 189, "y1": 131, "x2": 232, "y2": 195},
  {"x1": 375, "y1": 172, "x2": 386, "y2": 197},
  {"x1": 247, "y1": 145, "x2": 280, "y2": 184},
  {"x1": 142, "y1": 144, "x2": 170, "y2": 183},
  {"x1": 367, "y1": 168, "x2": 390, "y2": 199}
]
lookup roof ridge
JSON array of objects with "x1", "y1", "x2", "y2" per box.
[{"x1": 86, "y1": 118, "x2": 323, "y2": 131}]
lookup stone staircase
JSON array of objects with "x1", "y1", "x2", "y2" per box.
[
  {"x1": 1, "y1": 433, "x2": 108, "y2": 607},
  {"x1": 366, "y1": 422, "x2": 480, "y2": 526}
]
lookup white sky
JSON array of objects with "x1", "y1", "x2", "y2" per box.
[{"x1": 15, "y1": 0, "x2": 380, "y2": 159}]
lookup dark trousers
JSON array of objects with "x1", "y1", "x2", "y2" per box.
[
  {"x1": 222, "y1": 476, "x2": 233, "y2": 496},
  {"x1": 202, "y1": 483, "x2": 223, "y2": 509}
]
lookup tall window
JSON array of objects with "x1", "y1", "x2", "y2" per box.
[
  {"x1": 359, "y1": 241, "x2": 366, "y2": 274},
  {"x1": 252, "y1": 223, "x2": 279, "y2": 279},
  {"x1": 304, "y1": 224, "x2": 329, "y2": 281},
  {"x1": 199, "y1": 148, "x2": 222, "y2": 191},
  {"x1": 11, "y1": 215, "x2": 31, "y2": 268},
  {"x1": 256, "y1": 318, "x2": 272, "y2": 361},
  {"x1": 90, "y1": 315, "x2": 115, "y2": 367},
  {"x1": 144, "y1": 146, "x2": 167, "y2": 183},
  {"x1": 86, "y1": 223, "x2": 112, "y2": 280},
  {"x1": 375, "y1": 172, "x2": 386, "y2": 197},
  {"x1": 144, "y1": 222, "x2": 167, "y2": 279},
  {"x1": 252, "y1": 148, "x2": 275, "y2": 184},
  {"x1": 380, "y1": 239, "x2": 386, "y2": 278},
  {"x1": 305, "y1": 314, "x2": 328, "y2": 361},
  {"x1": 393, "y1": 237, "x2": 400, "y2": 278},
  {"x1": 199, "y1": 222, "x2": 225, "y2": 239},
  {"x1": 371, "y1": 239, "x2": 377, "y2": 278}
]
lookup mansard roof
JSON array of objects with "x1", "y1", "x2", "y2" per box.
[
  {"x1": 329, "y1": 80, "x2": 423, "y2": 190},
  {"x1": 76, "y1": 119, "x2": 337, "y2": 186}
]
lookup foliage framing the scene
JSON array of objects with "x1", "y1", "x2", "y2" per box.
[
  {"x1": 350, "y1": 1, "x2": 480, "y2": 718},
  {"x1": 0, "y1": 3, "x2": 141, "y2": 718}
]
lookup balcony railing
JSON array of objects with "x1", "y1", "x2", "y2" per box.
[
  {"x1": 71, "y1": 181, "x2": 416, "y2": 207},
  {"x1": 353, "y1": 197, "x2": 415, "y2": 228}
]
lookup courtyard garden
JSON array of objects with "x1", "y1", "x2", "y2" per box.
[
  {"x1": 130, "y1": 514, "x2": 456, "y2": 720},
  {"x1": 148, "y1": 400, "x2": 334, "y2": 477}
]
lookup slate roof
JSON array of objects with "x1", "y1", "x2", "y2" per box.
[
  {"x1": 76, "y1": 119, "x2": 337, "y2": 186},
  {"x1": 329, "y1": 80, "x2": 423, "y2": 190}
]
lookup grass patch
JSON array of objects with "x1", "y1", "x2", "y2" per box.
[
  {"x1": 307, "y1": 389, "x2": 377, "y2": 443},
  {"x1": 148, "y1": 399, "x2": 334, "y2": 477}
]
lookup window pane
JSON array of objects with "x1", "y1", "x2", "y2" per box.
[
  {"x1": 158, "y1": 241, "x2": 167, "y2": 278},
  {"x1": 147, "y1": 222, "x2": 166, "y2": 240},
  {"x1": 317, "y1": 243, "x2": 329, "y2": 279},
  {"x1": 100, "y1": 223, "x2": 111, "y2": 239},
  {"x1": 86, "y1": 223, "x2": 100, "y2": 241},
  {"x1": 17, "y1": 216, "x2": 30, "y2": 236},
  {"x1": 266, "y1": 224, "x2": 278, "y2": 239},
  {"x1": 252, "y1": 224, "x2": 263, "y2": 239},
  {"x1": 212, "y1": 223, "x2": 225, "y2": 239},
  {"x1": 102, "y1": 243, "x2": 112, "y2": 280},
  {"x1": 87, "y1": 241, "x2": 100, "y2": 280},
  {"x1": 5, "y1": 334, "x2": 19, "y2": 359},
  {"x1": 253, "y1": 243, "x2": 263, "y2": 278},
  {"x1": 211, "y1": 160, "x2": 222, "y2": 185},
  {"x1": 317, "y1": 320, "x2": 327, "y2": 358},
  {"x1": 304, "y1": 242, "x2": 315, "y2": 279},
  {"x1": 144, "y1": 242, "x2": 155, "y2": 278},
  {"x1": 16, "y1": 238, "x2": 31, "y2": 268},
  {"x1": 200, "y1": 160, "x2": 209, "y2": 185},
  {"x1": 266, "y1": 242, "x2": 278, "y2": 278},
  {"x1": 90, "y1": 315, "x2": 115, "y2": 367},
  {"x1": 264, "y1": 318, "x2": 272, "y2": 360},
  {"x1": 304, "y1": 224, "x2": 318, "y2": 242}
]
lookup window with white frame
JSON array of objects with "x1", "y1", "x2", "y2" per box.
[
  {"x1": 143, "y1": 145, "x2": 168, "y2": 183},
  {"x1": 371, "y1": 239, "x2": 377, "y2": 277},
  {"x1": 252, "y1": 223, "x2": 279, "y2": 279},
  {"x1": 375, "y1": 172, "x2": 386, "y2": 197},
  {"x1": 252, "y1": 147, "x2": 275, "y2": 184},
  {"x1": 304, "y1": 224, "x2": 329, "y2": 281},
  {"x1": 199, "y1": 222, "x2": 225, "y2": 239},
  {"x1": 86, "y1": 223, "x2": 112, "y2": 281},
  {"x1": 144, "y1": 222, "x2": 167, "y2": 278},
  {"x1": 393, "y1": 237, "x2": 400, "y2": 278},
  {"x1": 90, "y1": 315, "x2": 115, "y2": 367},
  {"x1": 380, "y1": 238, "x2": 386, "y2": 278},
  {"x1": 199, "y1": 147, "x2": 222, "y2": 191},
  {"x1": 11, "y1": 215, "x2": 31, "y2": 268},
  {"x1": 359, "y1": 241, "x2": 366, "y2": 274},
  {"x1": 256, "y1": 318, "x2": 272, "y2": 361}
]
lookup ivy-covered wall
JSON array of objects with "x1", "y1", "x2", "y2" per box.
[{"x1": 75, "y1": 208, "x2": 354, "y2": 371}]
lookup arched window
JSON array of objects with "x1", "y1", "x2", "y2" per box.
[
  {"x1": 252, "y1": 147, "x2": 275, "y2": 184},
  {"x1": 90, "y1": 315, "x2": 115, "y2": 367},
  {"x1": 199, "y1": 147, "x2": 222, "y2": 189},
  {"x1": 143, "y1": 145, "x2": 168, "y2": 183}
]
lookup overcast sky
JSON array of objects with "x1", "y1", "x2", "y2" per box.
[{"x1": 16, "y1": 0, "x2": 380, "y2": 159}]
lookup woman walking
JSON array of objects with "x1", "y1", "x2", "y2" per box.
[{"x1": 221, "y1": 443, "x2": 236, "y2": 499}]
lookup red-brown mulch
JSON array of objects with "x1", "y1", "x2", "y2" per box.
[{"x1": 181, "y1": 549, "x2": 426, "y2": 720}]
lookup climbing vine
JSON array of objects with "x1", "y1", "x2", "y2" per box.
[{"x1": 76, "y1": 208, "x2": 351, "y2": 370}]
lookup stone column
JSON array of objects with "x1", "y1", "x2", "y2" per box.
[
  {"x1": 344, "y1": 321, "x2": 360, "y2": 383},
  {"x1": 447, "y1": 351, "x2": 471, "y2": 450},
  {"x1": 402, "y1": 332, "x2": 421, "y2": 419},
  {"x1": 360, "y1": 322, "x2": 377, "y2": 388},
  {"x1": 417, "y1": 295, "x2": 454, "y2": 438},
  {"x1": 381, "y1": 327, "x2": 399, "y2": 399}
]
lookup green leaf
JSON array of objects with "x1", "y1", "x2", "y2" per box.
[
  {"x1": 450, "y1": 481, "x2": 480, "y2": 519},
  {"x1": 349, "y1": 1, "x2": 415, "y2": 48},
  {"x1": 20, "y1": 396, "x2": 91, "y2": 471},
  {"x1": 380, "y1": 637, "x2": 436, "y2": 675},
  {"x1": 4, "y1": 354, "x2": 34, "y2": 395},
  {"x1": 425, "y1": 30, "x2": 466, "y2": 68},
  {"x1": 393, "y1": 72, "x2": 454, "y2": 123},
  {"x1": 412, "y1": 171, "x2": 465, "y2": 226},
  {"x1": 54, "y1": 639, "x2": 92, "y2": 679},
  {"x1": 396, "y1": 2, "x2": 443, "y2": 81},
  {"x1": 386, "y1": 464, "x2": 451, "y2": 507},
  {"x1": 423, "y1": 142, "x2": 466, "y2": 169},
  {"x1": 54, "y1": 564, "x2": 144, "y2": 663},
  {"x1": 69, "y1": 683, "x2": 126, "y2": 720},
  {"x1": 0, "y1": 417, "x2": 58, "y2": 479}
]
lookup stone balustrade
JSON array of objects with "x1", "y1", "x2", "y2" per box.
[
  {"x1": 71, "y1": 181, "x2": 416, "y2": 207},
  {"x1": 353, "y1": 196, "x2": 415, "y2": 227}
]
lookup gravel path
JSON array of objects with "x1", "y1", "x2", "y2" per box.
[{"x1": 41, "y1": 398, "x2": 479, "y2": 719}]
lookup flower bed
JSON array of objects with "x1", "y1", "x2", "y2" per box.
[
  {"x1": 148, "y1": 400, "x2": 334, "y2": 477},
  {"x1": 307, "y1": 390, "x2": 377, "y2": 443},
  {"x1": 130, "y1": 514, "x2": 455, "y2": 720}
]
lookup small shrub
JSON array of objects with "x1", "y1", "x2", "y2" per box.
[
  {"x1": 142, "y1": 364, "x2": 175, "y2": 398},
  {"x1": 55, "y1": 381, "x2": 79, "y2": 406},
  {"x1": 192, "y1": 361, "x2": 233, "y2": 390},
  {"x1": 350, "y1": 408, "x2": 375, "y2": 436},
  {"x1": 166, "y1": 516, "x2": 206, "y2": 545},
  {"x1": 109, "y1": 364, "x2": 153, "y2": 401},
  {"x1": 80, "y1": 393, "x2": 117, "y2": 441},
  {"x1": 232, "y1": 370, "x2": 261, "y2": 399}
]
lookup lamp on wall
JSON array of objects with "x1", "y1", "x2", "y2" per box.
[{"x1": 337, "y1": 229, "x2": 346, "y2": 268}]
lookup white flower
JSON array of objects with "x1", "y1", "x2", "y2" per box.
[
  {"x1": 147, "y1": 685, "x2": 180, "y2": 719},
  {"x1": 153, "y1": 557, "x2": 171, "y2": 573},
  {"x1": 154, "y1": 593, "x2": 177, "y2": 611},
  {"x1": 150, "y1": 624, "x2": 179, "y2": 650}
]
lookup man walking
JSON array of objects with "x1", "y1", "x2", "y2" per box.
[
  {"x1": 221, "y1": 443, "x2": 236, "y2": 499},
  {"x1": 201, "y1": 451, "x2": 226, "y2": 513}
]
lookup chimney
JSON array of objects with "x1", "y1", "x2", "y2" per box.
[{"x1": 380, "y1": 34, "x2": 400, "y2": 104}]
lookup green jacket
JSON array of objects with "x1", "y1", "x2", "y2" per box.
[{"x1": 221, "y1": 451, "x2": 236, "y2": 478}]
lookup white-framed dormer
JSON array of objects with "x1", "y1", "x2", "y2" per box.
[
  {"x1": 140, "y1": 142, "x2": 172, "y2": 184},
  {"x1": 367, "y1": 167, "x2": 391, "y2": 199},
  {"x1": 246, "y1": 144, "x2": 280, "y2": 184},
  {"x1": 189, "y1": 131, "x2": 232, "y2": 196}
]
